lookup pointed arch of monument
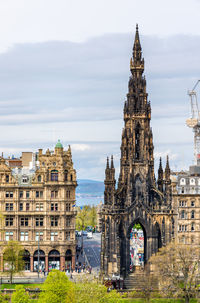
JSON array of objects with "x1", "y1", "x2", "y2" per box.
[{"x1": 127, "y1": 218, "x2": 147, "y2": 269}]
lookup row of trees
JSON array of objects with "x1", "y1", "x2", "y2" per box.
[
  {"x1": 0, "y1": 270, "x2": 122, "y2": 303},
  {"x1": 76, "y1": 205, "x2": 97, "y2": 231}
]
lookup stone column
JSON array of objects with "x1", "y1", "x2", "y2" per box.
[
  {"x1": 45, "y1": 255, "x2": 48, "y2": 272},
  {"x1": 30, "y1": 256, "x2": 34, "y2": 272},
  {"x1": 60, "y1": 256, "x2": 65, "y2": 271},
  {"x1": 72, "y1": 255, "x2": 75, "y2": 270}
]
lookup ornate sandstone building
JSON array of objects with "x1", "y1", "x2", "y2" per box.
[
  {"x1": 0, "y1": 141, "x2": 77, "y2": 272},
  {"x1": 100, "y1": 25, "x2": 175, "y2": 277}
]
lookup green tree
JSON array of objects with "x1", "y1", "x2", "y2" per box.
[
  {"x1": 76, "y1": 206, "x2": 90, "y2": 230},
  {"x1": 11, "y1": 285, "x2": 30, "y2": 303},
  {"x1": 88, "y1": 206, "x2": 97, "y2": 228},
  {"x1": 0, "y1": 293, "x2": 7, "y2": 303},
  {"x1": 75, "y1": 281, "x2": 121, "y2": 303},
  {"x1": 3, "y1": 241, "x2": 24, "y2": 284},
  {"x1": 150, "y1": 241, "x2": 200, "y2": 303},
  {"x1": 38, "y1": 270, "x2": 75, "y2": 303},
  {"x1": 76, "y1": 205, "x2": 97, "y2": 231}
]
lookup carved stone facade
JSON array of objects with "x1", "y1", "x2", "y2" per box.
[
  {"x1": 100, "y1": 26, "x2": 175, "y2": 277},
  {"x1": 171, "y1": 165, "x2": 200, "y2": 246},
  {"x1": 0, "y1": 141, "x2": 77, "y2": 272}
]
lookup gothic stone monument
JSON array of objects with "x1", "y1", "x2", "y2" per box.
[{"x1": 100, "y1": 25, "x2": 175, "y2": 278}]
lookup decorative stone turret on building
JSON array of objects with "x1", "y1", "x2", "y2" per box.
[{"x1": 100, "y1": 25, "x2": 175, "y2": 278}]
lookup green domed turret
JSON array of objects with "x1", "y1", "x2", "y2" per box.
[{"x1": 55, "y1": 140, "x2": 63, "y2": 149}]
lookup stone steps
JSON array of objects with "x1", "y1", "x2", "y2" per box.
[{"x1": 124, "y1": 272, "x2": 158, "y2": 290}]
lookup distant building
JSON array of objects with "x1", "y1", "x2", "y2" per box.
[
  {"x1": 0, "y1": 140, "x2": 77, "y2": 272},
  {"x1": 96, "y1": 201, "x2": 103, "y2": 232},
  {"x1": 172, "y1": 165, "x2": 200, "y2": 245}
]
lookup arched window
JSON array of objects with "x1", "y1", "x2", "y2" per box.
[
  {"x1": 64, "y1": 171, "x2": 68, "y2": 182},
  {"x1": 135, "y1": 123, "x2": 141, "y2": 160},
  {"x1": 6, "y1": 175, "x2": 9, "y2": 183},
  {"x1": 51, "y1": 170, "x2": 58, "y2": 181},
  {"x1": 70, "y1": 174, "x2": 73, "y2": 181},
  {"x1": 38, "y1": 175, "x2": 41, "y2": 182},
  {"x1": 191, "y1": 210, "x2": 195, "y2": 219},
  {"x1": 191, "y1": 222, "x2": 195, "y2": 231}
]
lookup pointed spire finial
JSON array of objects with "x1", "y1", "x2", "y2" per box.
[
  {"x1": 111, "y1": 155, "x2": 114, "y2": 169},
  {"x1": 159, "y1": 157, "x2": 162, "y2": 169},
  {"x1": 166, "y1": 155, "x2": 170, "y2": 170},
  {"x1": 133, "y1": 23, "x2": 141, "y2": 51},
  {"x1": 106, "y1": 157, "x2": 109, "y2": 169}
]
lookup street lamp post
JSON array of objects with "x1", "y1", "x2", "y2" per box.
[{"x1": 37, "y1": 236, "x2": 40, "y2": 278}]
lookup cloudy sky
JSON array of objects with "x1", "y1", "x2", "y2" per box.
[{"x1": 0, "y1": 0, "x2": 200, "y2": 180}]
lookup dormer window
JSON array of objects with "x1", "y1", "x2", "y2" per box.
[
  {"x1": 180, "y1": 178, "x2": 186, "y2": 185},
  {"x1": 38, "y1": 175, "x2": 41, "y2": 182},
  {"x1": 190, "y1": 178, "x2": 195, "y2": 185},
  {"x1": 22, "y1": 175, "x2": 29, "y2": 183},
  {"x1": 6, "y1": 175, "x2": 9, "y2": 183}
]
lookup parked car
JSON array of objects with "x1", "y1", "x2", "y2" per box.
[{"x1": 82, "y1": 231, "x2": 88, "y2": 236}]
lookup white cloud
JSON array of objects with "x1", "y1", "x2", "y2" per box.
[
  {"x1": 71, "y1": 144, "x2": 91, "y2": 152},
  {"x1": 0, "y1": 32, "x2": 199, "y2": 179}
]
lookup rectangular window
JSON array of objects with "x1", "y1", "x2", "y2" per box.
[
  {"x1": 35, "y1": 217, "x2": 43, "y2": 227},
  {"x1": 51, "y1": 203, "x2": 58, "y2": 211},
  {"x1": 20, "y1": 232, "x2": 28, "y2": 241},
  {"x1": 19, "y1": 191, "x2": 23, "y2": 198},
  {"x1": 66, "y1": 203, "x2": 71, "y2": 212},
  {"x1": 26, "y1": 203, "x2": 30, "y2": 211},
  {"x1": 26, "y1": 191, "x2": 30, "y2": 198},
  {"x1": 51, "y1": 216, "x2": 58, "y2": 227},
  {"x1": 20, "y1": 217, "x2": 29, "y2": 226},
  {"x1": 19, "y1": 203, "x2": 23, "y2": 211},
  {"x1": 66, "y1": 217, "x2": 71, "y2": 227},
  {"x1": 5, "y1": 232, "x2": 13, "y2": 241},
  {"x1": 51, "y1": 191, "x2": 58, "y2": 199},
  {"x1": 35, "y1": 232, "x2": 43, "y2": 241},
  {"x1": 66, "y1": 231, "x2": 70, "y2": 240},
  {"x1": 50, "y1": 232, "x2": 58, "y2": 241},
  {"x1": 5, "y1": 203, "x2": 13, "y2": 211},
  {"x1": 6, "y1": 191, "x2": 13, "y2": 198},
  {"x1": 36, "y1": 203, "x2": 43, "y2": 211},
  {"x1": 66, "y1": 190, "x2": 71, "y2": 199},
  {"x1": 5, "y1": 216, "x2": 13, "y2": 226},
  {"x1": 35, "y1": 191, "x2": 43, "y2": 198}
]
